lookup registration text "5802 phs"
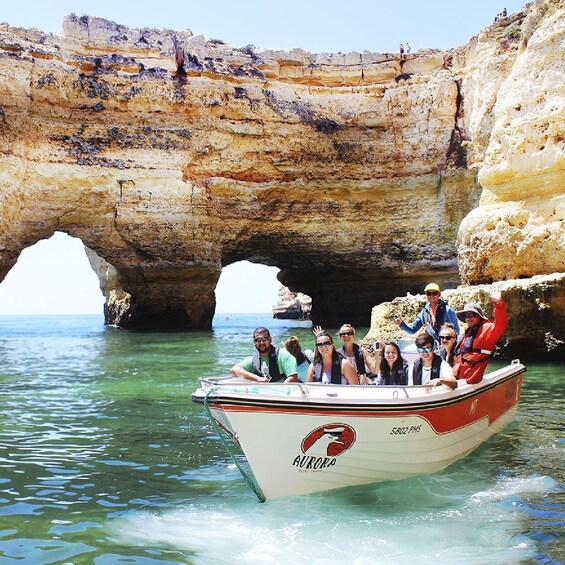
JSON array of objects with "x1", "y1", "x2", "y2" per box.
[{"x1": 390, "y1": 425, "x2": 422, "y2": 435}]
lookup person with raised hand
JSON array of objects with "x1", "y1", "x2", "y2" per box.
[{"x1": 453, "y1": 287, "x2": 508, "y2": 384}]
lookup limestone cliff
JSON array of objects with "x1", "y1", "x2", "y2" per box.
[
  {"x1": 0, "y1": 1, "x2": 562, "y2": 332},
  {"x1": 456, "y1": 0, "x2": 565, "y2": 283},
  {"x1": 272, "y1": 285, "x2": 312, "y2": 320}
]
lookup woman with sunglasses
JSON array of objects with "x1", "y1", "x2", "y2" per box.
[
  {"x1": 335, "y1": 324, "x2": 377, "y2": 385},
  {"x1": 374, "y1": 341, "x2": 409, "y2": 385},
  {"x1": 306, "y1": 332, "x2": 359, "y2": 385},
  {"x1": 438, "y1": 323, "x2": 458, "y2": 366}
]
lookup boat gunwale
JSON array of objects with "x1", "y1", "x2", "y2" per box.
[{"x1": 192, "y1": 361, "x2": 525, "y2": 413}]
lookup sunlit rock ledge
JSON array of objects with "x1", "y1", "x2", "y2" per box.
[{"x1": 0, "y1": 1, "x2": 563, "y2": 338}]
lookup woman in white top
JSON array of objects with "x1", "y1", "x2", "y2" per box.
[
  {"x1": 335, "y1": 324, "x2": 377, "y2": 385},
  {"x1": 306, "y1": 332, "x2": 358, "y2": 385}
]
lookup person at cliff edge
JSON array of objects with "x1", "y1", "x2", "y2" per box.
[
  {"x1": 394, "y1": 283, "x2": 460, "y2": 344},
  {"x1": 452, "y1": 287, "x2": 508, "y2": 384},
  {"x1": 231, "y1": 327, "x2": 298, "y2": 383}
]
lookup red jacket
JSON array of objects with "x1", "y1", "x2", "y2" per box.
[{"x1": 453, "y1": 300, "x2": 508, "y2": 384}]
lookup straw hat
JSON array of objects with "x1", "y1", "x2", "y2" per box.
[{"x1": 456, "y1": 303, "x2": 488, "y2": 323}]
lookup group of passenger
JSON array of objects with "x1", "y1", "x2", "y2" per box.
[{"x1": 230, "y1": 282, "x2": 508, "y2": 390}]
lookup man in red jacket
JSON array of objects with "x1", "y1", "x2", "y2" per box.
[{"x1": 453, "y1": 288, "x2": 508, "y2": 384}]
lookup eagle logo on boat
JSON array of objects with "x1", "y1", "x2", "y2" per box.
[{"x1": 301, "y1": 423, "x2": 356, "y2": 457}]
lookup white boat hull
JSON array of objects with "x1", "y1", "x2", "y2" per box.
[{"x1": 193, "y1": 361, "x2": 524, "y2": 500}]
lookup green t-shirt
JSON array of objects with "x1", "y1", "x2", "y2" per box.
[{"x1": 238, "y1": 347, "x2": 298, "y2": 380}]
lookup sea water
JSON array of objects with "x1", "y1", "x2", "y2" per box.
[{"x1": 0, "y1": 314, "x2": 562, "y2": 565}]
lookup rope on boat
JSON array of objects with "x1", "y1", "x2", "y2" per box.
[{"x1": 203, "y1": 387, "x2": 266, "y2": 503}]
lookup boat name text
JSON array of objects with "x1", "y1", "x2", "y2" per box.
[{"x1": 292, "y1": 455, "x2": 337, "y2": 470}]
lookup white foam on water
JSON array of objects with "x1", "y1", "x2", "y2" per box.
[
  {"x1": 469, "y1": 474, "x2": 558, "y2": 503},
  {"x1": 110, "y1": 473, "x2": 556, "y2": 565}
]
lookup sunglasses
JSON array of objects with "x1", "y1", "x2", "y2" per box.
[
  {"x1": 464, "y1": 313, "x2": 478, "y2": 319},
  {"x1": 426, "y1": 291, "x2": 439, "y2": 296},
  {"x1": 417, "y1": 346, "x2": 433, "y2": 353},
  {"x1": 439, "y1": 336, "x2": 454, "y2": 341},
  {"x1": 254, "y1": 337, "x2": 270, "y2": 343},
  {"x1": 339, "y1": 331, "x2": 354, "y2": 337},
  {"x1": 317, "y1": 341, "x2": 332, "y2": 348}
]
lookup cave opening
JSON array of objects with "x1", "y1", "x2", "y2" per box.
[
  {"x1": 215, "y1": 261, "x2": 281, "y2": 315},
  {"x1": 0, "y1": 232, "x2": 104, "y2": 315}
]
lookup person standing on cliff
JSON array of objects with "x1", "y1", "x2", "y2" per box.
[
  {"x1": 231, "y1": 327, "x2": 298, "y2": 383},
  {"x1": 394, "y1": 283, "x2": 460, "y2": 345},
  {"x1": 399, "y1": 43, "x2": 405, "y2": 59},
  {"x1": 452, "y1": 287, "x2": 508, "y2": 384}
]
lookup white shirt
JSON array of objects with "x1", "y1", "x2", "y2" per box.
[
  {"x1": 321, "y1": 371, "x2": 347, "y2": 385},
  {"x1": 408, "y1": 358, "x2": 453, "y2": 385}
]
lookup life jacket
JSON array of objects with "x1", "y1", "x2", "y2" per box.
[
  {"x1": 440, "y1": 346, "x2": 455, "y2": 366},
  {"x1": 455, "y1": 323, "x2": 493, "y2": 367},
  {"x1": 336, "y1": 343, "x2": 366, "y2": 376},
  {"x1": 412, "y1": 354, "x2": 443, "y2": 385},
  {"x1": 313, "y1": 355, "x2": 343, "y2": 384},
  {"x1": 381, "y1": 361, "x2": 409, "y2": 385},
  {"x1": 251, "y1": 346, "x2": 284, "y2": 382},
  {"x1": 422, "y1": 301, "x2": 447, "y2": 337}
]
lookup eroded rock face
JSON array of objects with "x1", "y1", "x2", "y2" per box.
[
  {"x1": 0, "y1": 3, "x2": 562, "y2": 330},
  {"x1": 456, "y1": 1, "x2": 565, "y2": 283}
]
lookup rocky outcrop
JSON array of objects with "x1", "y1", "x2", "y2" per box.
[
  {"x1": 363, "y1": 273, "x2": 565, "y2": 362},
  {"x1": 456, "y1": 1, "x2": 565, "y2": 283},
  {"x1": 272, "y1": 285, "x2": 311, "y2": 320},
  {"x1": 0, "y1": 2, "x2": 562, "y2": 331}
]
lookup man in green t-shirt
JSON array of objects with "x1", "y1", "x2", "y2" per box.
[{"x1": 230, "y1": 327, "x2": 298, "y2": 383}]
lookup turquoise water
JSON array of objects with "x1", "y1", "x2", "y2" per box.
[{"x1": 0, "y1": 314, "x2": 562, "y2": 564}]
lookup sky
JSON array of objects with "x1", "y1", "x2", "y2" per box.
[{"x1": 0, "y1": 0, "x2": 528, "y2": 315}]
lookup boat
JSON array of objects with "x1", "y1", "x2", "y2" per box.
[{"x1": 192, "y1": 359, "x2": 525, "y2": 501}]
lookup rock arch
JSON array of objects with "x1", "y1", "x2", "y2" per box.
[{"x1": 0, "y1": 5, "x2": 562, "y2": 331}]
